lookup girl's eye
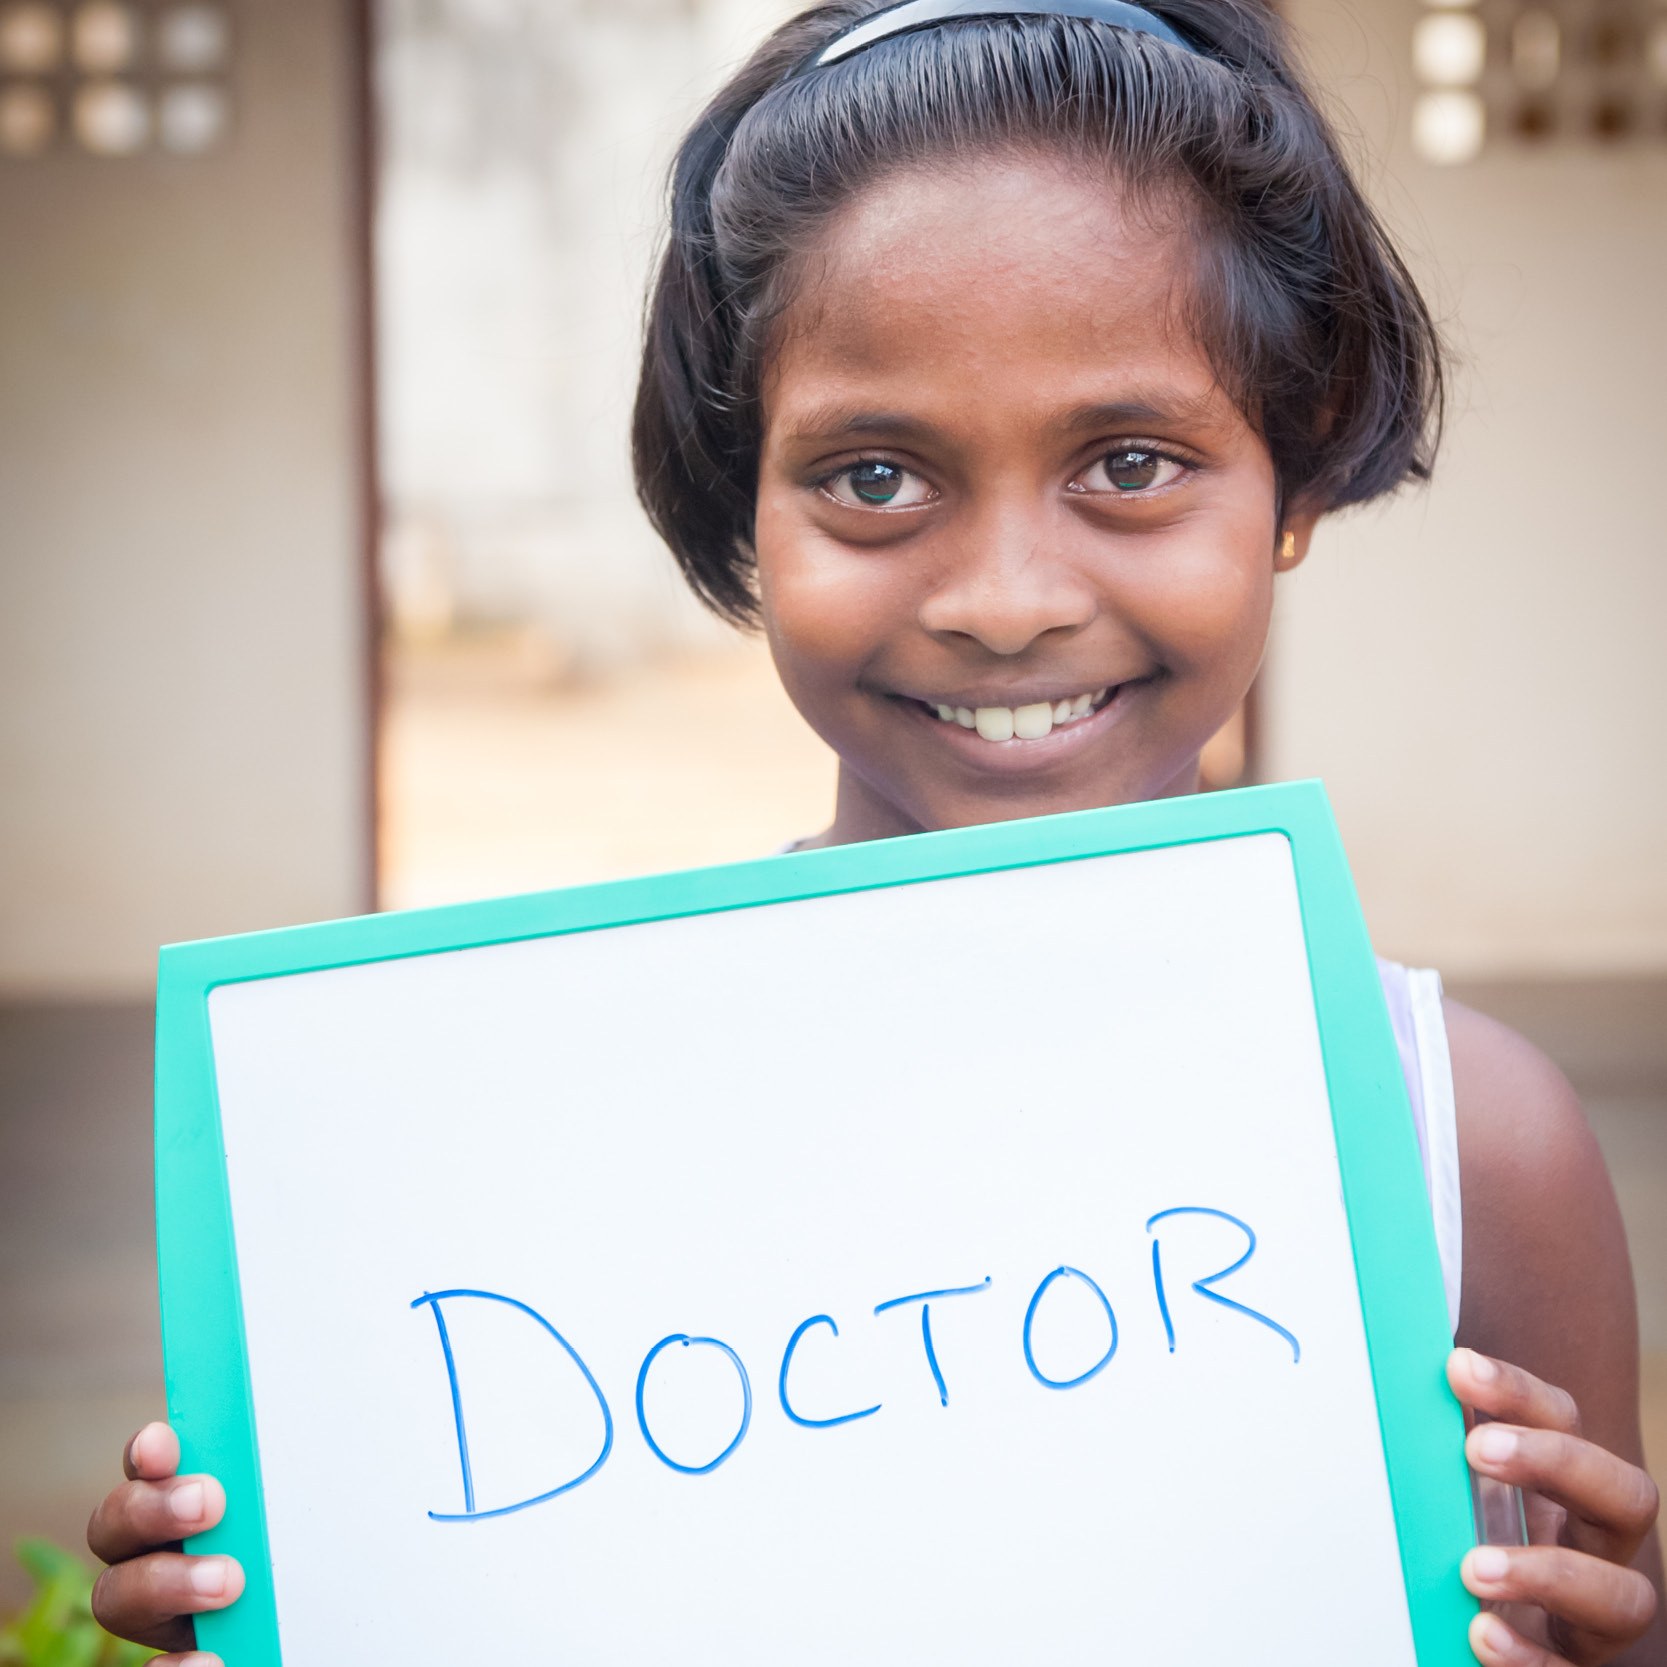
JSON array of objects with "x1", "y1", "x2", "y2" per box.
[
  {"x1": 1078, "y1": 448, "x2": 1187, "y2": 494},
  {"x1": 822, "y1": 461, "x2": 933, "y2": 509}
]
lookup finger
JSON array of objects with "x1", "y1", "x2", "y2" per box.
[
  {"x1": 90, "y1": 1553, "x2": 244, "y2": 1652},
  {"x1": 1462, "y1": 1545, "x2": 1657, "y2": 1655},
  {"x1": 148, "y1": 1657, "x2": 224, "y2": 1667},
  {"x1": 1524, "y1": 1490, "x2": 1568, "y2": 1548},
  {"x1": 1448, "y1": 1350, "x2": 1581, "y2": 1437},
  {"x1": 88, "y1": 1474, "x2": 226, "y2": 1566},
  {"x1": 1468, "y1": 1423, "x2": 1659, "y2": 1559},
  {"x1": 124, "y1": 1422, "x2": 181, "y2": 1483},
  {"x1": 1468, "y1": 1610, "x2": 1570, "y2": 1666}
]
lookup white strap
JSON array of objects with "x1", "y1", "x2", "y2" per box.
[
  {"x1": 1407, "y1": 966, "x2": 1462, "y2": 1334},
  {"x1": 1376, "y1": 958, "x2": 1463, "y2": 1334}
]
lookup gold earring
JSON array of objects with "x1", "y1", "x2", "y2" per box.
[{"x1": 1279, "y1": 530, "x2": 1297, "y2": 567}]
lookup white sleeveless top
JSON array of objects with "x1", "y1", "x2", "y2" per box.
[{"x1": 1377, "y1": 958, "x2": 1462, "y2": 1334}]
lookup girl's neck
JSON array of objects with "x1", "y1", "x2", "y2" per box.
[{"x1": 801, "y1": 757, "x2": 1207, "y2": 851}]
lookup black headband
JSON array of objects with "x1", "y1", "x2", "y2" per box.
[{"x1": 791, "y1": 0, "x2": 1201, "y2": 76}]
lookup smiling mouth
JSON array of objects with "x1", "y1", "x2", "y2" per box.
[{"x1": 913, "y1": 686, "x2": 1116, "y2": 743}]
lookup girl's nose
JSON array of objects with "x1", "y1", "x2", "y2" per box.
[{"x1": 916, "y1": 517, "x2": 1097, "y2": 656}]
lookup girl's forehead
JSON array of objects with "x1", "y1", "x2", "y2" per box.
[
  {"x1": 818, "y1": 153, "x2": 1178, "y2": 274},
  {"x1": 766, "y1": 156, "x2": 1227, "y2": 432}
]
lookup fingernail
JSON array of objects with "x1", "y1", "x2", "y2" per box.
[
  {"x1": 1467, "y1": 1546, "x2": 1511, "y2": 1584},
  {"x1": 189, "y1": 1558, "x2": 228, "y2": 1597},
  {"x1": 170, "y1": 1481, "x2": 206, "y2": 1522},
  {"x1": 1474, "y1": 1425, "x2": 1517, "y2": 1464},
  {"x1": 1467, "y1": 1350, "x2": 1498, "y2": 1382},
  {"x1": 1473, "y1": 1611, "x2": 1516, "y2": 1656},
  {"x1": 131, "y1": 1421, "x2": 170, "y2": 1473}
]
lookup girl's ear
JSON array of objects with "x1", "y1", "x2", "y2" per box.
[{"x1": 1275, "y1": 504, "x2": 1324, "y2": 572}]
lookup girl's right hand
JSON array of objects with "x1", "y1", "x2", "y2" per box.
[{"x1": 86, "y1": 1422, "x2": 243, "y2": 1667}]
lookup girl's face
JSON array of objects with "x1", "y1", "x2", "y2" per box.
[{"x1": 754, "y1": 155, "x2": 1314, "y2": 844}]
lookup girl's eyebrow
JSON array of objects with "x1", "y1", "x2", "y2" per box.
[
  {"x1": 779, "y1": 393, "x2": 1222, "y2": 448},
  {"x1": 1061, "y1": 395, "x2": 1218, "y2": 433},
  {"x1": 781, "y1": 407, "x2": 938, "y2": 445}
]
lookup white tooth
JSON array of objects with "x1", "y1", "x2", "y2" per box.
[
  {"x1": 936, "y1": 704, "x2": 954, "y2": 722},
  {"x1": 1014, "y1": 702, "x2": 1053, "y2": 740},
  {"x1": 1070, "y1": 692, "x2": 1093, "y2": 717},
  {"x1": 955, "y1": 707, "x2": 975, "y2": 729},
  {"x1": 1053, "y1": 698, "x2": 1072, "y2": 724},
  {"x1": 974, "y1": 706, "x2": 1015, "y2": 742},
  {"x1": 1093, "y1": 686, "x2": 1109, "y2": 704}
]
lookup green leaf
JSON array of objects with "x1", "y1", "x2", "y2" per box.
[{"x1": 0, "y1": 1540, "x2": 160, "y2": 1667}]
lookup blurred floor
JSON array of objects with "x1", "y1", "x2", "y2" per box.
[
  {"x1": 0, "y1": 1004, "x2": 165, "y2": 1613},
  {"x1": 379, "y1": 634, "x2": 837, "y2": 908},
  {"x1": 2, "y1": 644, "x2": 1664, "y2": 1615}
]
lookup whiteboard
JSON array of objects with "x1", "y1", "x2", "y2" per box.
[{"x1": 156, "y1": 785, "x2": 1477, "y2": 1664}]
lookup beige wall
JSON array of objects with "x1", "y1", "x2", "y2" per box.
[
  {"x1": 0, "y1": 0, "x2": 371, "y2": 998},
  {"x1": 1272, "y1": 0, "x2": 1667, "y2": 977}
]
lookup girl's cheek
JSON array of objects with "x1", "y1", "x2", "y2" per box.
[
  {"x1": 1125, "y1": 535, "x2": 1275, "y2": 670},
  {"x1": 760, "y1": 537, "x2": 901, "y2": 680}
]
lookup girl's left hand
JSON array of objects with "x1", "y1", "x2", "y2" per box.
[{"x1": 1450, "y1": 1347, "x2": 1660, "y2": 1664}]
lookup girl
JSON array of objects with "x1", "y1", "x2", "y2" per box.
[{"x1": 87, "y1": 2, "x2": 1662, "y2": 1661}]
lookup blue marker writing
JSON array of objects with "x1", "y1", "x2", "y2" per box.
[
  {"x1": 1146, "y1": 1207, "x2": 1301, "y2": 1363},
  {"x1": 873, "y1": 1277, "x2": 991, "y2": 1407},
  {"x1": 635, "y1": 1334, "x2": 753, "y2": 1475},
  {"x1": 778, "y1": 1314, "x2": 882, "y2": 1429},
  {"x1": 411, "y1": 1288, "x2": 614, "y2": 1522},
  {"x1": 1022, "y1": 1265, "x2": 1119, "y2": 1389}
]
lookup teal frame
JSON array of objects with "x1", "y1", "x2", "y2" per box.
[{"x1": 156, "y1": 779, "x2": 1475, "y2": 1662}]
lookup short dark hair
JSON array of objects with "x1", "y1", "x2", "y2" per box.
[{"x1": 633, "y1": 1, "x2": 1445, "y2": 624}]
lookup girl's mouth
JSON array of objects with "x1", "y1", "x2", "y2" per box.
[{"x1": 911, "y1": 686, "x2": 1116, "y2": 743}]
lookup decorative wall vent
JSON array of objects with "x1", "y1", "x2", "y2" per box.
[
  {"x1": 0, "y1": 1, "x2": 231, "y2": 157},
  {"x1": 1413, "y1": 0, "x2": 1667, "y2": 161}
]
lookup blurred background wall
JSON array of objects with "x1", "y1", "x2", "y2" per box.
[
  {"x1": 0, "y1": 0, "x2": 373, "y2": 1000},
  {"x1": 0, "y1": 0, "x2": 375, "y2": 1610},
  {"x1": 1274, "y1": 0, "x2": 1667, "y2": 978}
]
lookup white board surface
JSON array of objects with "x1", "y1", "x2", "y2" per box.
[{"x1": 206, "y1": 832, "x2": 1416, "y2": 1664}]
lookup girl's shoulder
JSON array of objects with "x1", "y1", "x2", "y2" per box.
[
  {"x1": 1443, "y1": 992, "x2": 1620, "y2": 1304},
  {"x1": 1443, "y1": 995, "x2": 1603, "y2": 1200}
]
